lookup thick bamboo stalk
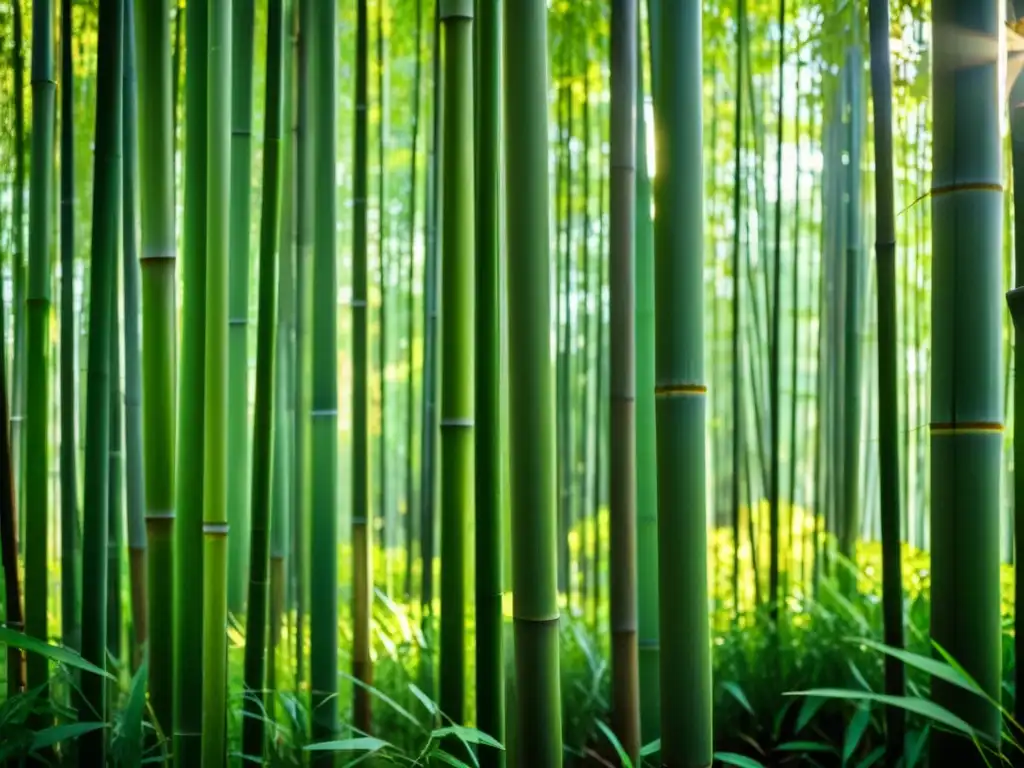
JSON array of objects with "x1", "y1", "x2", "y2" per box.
[
  {"x1": 135, "y1": 0, "x2": 177, "y2": 734},
  {"x1": 312, "y1": 0, "x2": 342, "y2": 750},
  {"x1": 24, "y1": 0, "x2": 56, "y2": 694},
  {"x1": 79, "y1": 0, "x2": 124, "y2": 756},
  {"x1": 176, "y1": 0, "x2": 209, "y2": 757},
  {"x1": 654, "y1": 1, "x2": 712, "y2": 764},
  {"x1": 505, "y1": 0, "x2": 563, "y2": 762},
  {"x1": 474, "y1": 0, "x2": 504, "y2": 761},
  {"x1": 609, "y1": 0, "x2": 640, "y2": 759},
  {"x1": 867, "y1": 0, "x2": 906, "y2": 759},
  {"x1": 228, "y1": 0, "x2": 255, "y2": 617},
  {"x1": 60, "y1": 0, "x2": 82, "y2": 656},
  {"x1": 933, "y1": 0, "x2": 1003, "y2": 761},
  {"x1": 200, "y1": 0, "x2": 233, "y2": 763},
  {"x1": 352, "y1": 0, "x2": 372, "y2": 741},
  {"x1": 438, "y1": 0, "x2": 475, "y2": 730},
  {"x1": 242, "y1": 0, "x2": 284, "y2": 755},
  {"x1": 122, "y1": 0, "x2": 148, "y2": 667}
]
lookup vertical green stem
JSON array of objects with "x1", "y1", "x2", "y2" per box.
[
  {"x1": 242, "y1": 0, "x2": 284, "y2": 756},
  {"x1": 228, "y1": 0, "x2": 255, "y2": 618},
  {"x1": 654, "y1": 1, "x2": 711, "y2": 764},
  {"x1": 351, "y1": 0, "x2": 373, "y2": 736},
  {"x1": 60, "y1": 0, "x2": 82, "y2": 656},
  {"x1": 200, "y1": 0, "x2": 232, "y2": 763},
  {"x1": 79, "y1": 0, "x2": 124, "y2": 757},
  {"x1": 474, "y1": 0, "x2": 503, "y2": 760},
  {"x1": 25, "y1": 0, "x2": 56, "y2": 694},
  {"x1": 505, "y1": 1, "x2": 563, "y2": 762}
]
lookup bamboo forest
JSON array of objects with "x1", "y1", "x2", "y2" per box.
[{"x1": 0, "y1": 0, "x2": 1022, "y2": 765}]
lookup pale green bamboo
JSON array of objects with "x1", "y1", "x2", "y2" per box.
[{"x1": 200, "y1": 0, "x2": 232, "y2": 763}]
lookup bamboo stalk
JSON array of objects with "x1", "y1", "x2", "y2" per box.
[
  {"x1": 473, "y1": 0, "x2": 504, "y2": 761},
  {"x1": 242, "y1": 0, "x2": 284, "y2": 755},
  {"x1": 505, "y1": 1, "x2": 563, "y2": 761},
  {"x1": 79, "y1": 0, "x2": 124, "y2": 756},
  {"x1": 654, "y1": 1, "x2": 712, "y2": 763}
]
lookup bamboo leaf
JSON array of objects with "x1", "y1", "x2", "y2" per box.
[
  {"x1": 0, "y1": 627, "x2": 113, "y2": 680},
  {"x1": 842, "y1": 704, "x2": 872, "y2": 765},
  {"x1": 786, "y1": 689, "x2": 985, "y2": 743},
  {"x1": 32, "y1": 722, "x2": 107, "y2": 751},
  {"x1": 722, "y1": 681, "x2": 755, "y2": 716},
  {"x1": 304, "y1": 737, "x2": 390, "y2": 753},
  {"x1": 595, "y1": 720, "x2": 633, "y2": 768},
  {"x1": 713, "y1": 752, "x2": 767, "y2": 768},
  {"x1": 431, "y1": 725, "x2": 504, "y2": 750},
  {"x1": 847, "y1": 638, "x2": 982, "y2": 696}
]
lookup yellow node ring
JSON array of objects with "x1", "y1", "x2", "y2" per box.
[{"x1": 930, "y1": 422, "x2": 1004, "y2": 436}]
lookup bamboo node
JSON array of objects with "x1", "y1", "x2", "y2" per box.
[
  {"x1": 203, "y1": 522, "x2": 230, "y2": 536},
  {"x1": 440, "y1": 418, "x2": 474, "y2": 428},
  {"x1": 929, "y1": 421, "x2": 1003, "y2": 435},
  {"x1": 654, "y1": 382, "x2": 707, "y2": 398},
  {"x1": 930, "y1": 181, "x2": 1003, "y2": 197},
  {"x1": 310, "y1": 409, "x2": 338, "y2": 418}
]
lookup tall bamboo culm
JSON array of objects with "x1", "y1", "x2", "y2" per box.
[
  {"x1": 351, "y1": 0, "x2": 374, "y2": 736},
  {"x1": 79, "y1": 0, "x2": 124, "y2": 757},
  {"x1": 474, "y1": 0, "x2": 504, "y2": 763},
  {"x1": 504, "y1": 0, "x2": 563, "y2": 763},
  {"x1": 866, "y1": 0, "x2": 906, "y2": 759},
  {"x1": 176, "y1": 0, "x2": 209, "y2": 755},
  {"x1": 438, "y1": 0, "x2": 475, "y2": 730},
  {"x1": 241, "y1": 0, "x2": 284, "y2": 757},
  {"x1": 933, "y1": 0, "x2": 1003, "y2": 765},
  {"x1": 935, "y1": 0, "x2": 1003, "y2": 763},
  {"x1": 653, "y1": 0, "x2": 712, "y2": 765},
  {"x1": 634, "y1": 4, "x2": 659, "y2": 742},
  {"x1": 24, "y1": 0, "x2": 56, "y2": 695},
  {"x1": 311, "y1": 0, "x2": 342, "y2": 752},
  {"x1": 60, "y1": 0, "x2": 82, "y2": 657},
  {"x1": 228, "y1": 0, "x2": 255, "y2": 616},
  {"x1": 609, "y1": 0, "x2": 640, "y2": 760},
  {"x1": 135, "y1": 0, "x2": 177, "y2": 733},
  {"x1": 201, "y1": 0, "x2": 232, "y2": 763},
  {"x1": 122, "y1": 0, "x2": 149, "y2": 668}
]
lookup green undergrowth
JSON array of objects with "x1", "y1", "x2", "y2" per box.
[{"x1": 1, "y1": 513, "x2": 1022, "y2": 765}]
